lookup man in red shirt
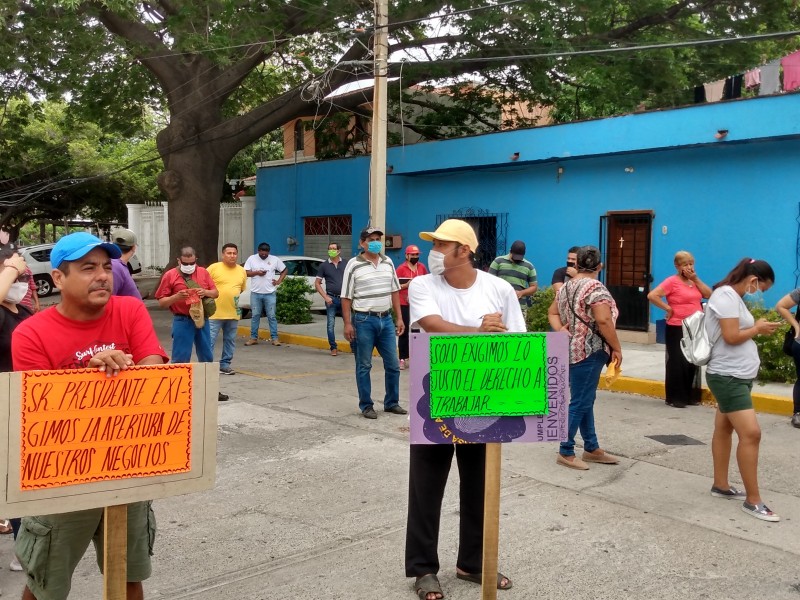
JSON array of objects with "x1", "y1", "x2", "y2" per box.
[
  {"x1": 155, "y1": 246, "x2": 226, "y2": 401},
  {"x1": 12, "y1": 231, "x2": 169, "y2": 600},
  {"x1": 395, "y1": 244, "x2": 428, "y2": 370}
]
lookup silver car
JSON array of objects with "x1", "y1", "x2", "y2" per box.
[
  {"x1": 20, "y1": 242, "x2": 142, "y2": 297},
  {"x1": 238, "y1": 255, "x2": 326, "y2": 318}
]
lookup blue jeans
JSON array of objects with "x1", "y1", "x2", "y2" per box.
[
  {"x1": 210, "y1": 319, "x2": 238, "y2": 369},
  {"x1": 560, "y1": 350, "x2": 609, "y2": 457},
  {"x1": 250, "y1": 292, "x2": 278, "y2": 340},
  {"x1": 352, "y1": 312, "x2": 400, "y2": 412},
  {"x1": 326, "y1": 296, "x2": 342, "y2": 350},
  {"x1": 171, "y1": 315, "x2": 213, "y2": 363}
]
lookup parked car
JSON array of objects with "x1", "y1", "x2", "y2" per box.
[
  {"x1": 239, "y1": 256, "x2": 325, "y2": 319},
  {"x1": 20, "y1": 242, "x2": 142, "y2": 297}
]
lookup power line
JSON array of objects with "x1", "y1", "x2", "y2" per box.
[{"x1": 379, "y1": 29, "x2": 800, "y2": 67}]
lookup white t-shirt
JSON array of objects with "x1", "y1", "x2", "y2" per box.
[
  {"x1": 243, "y1": 254, "x2": 286, "y2": 294},
  {"x1": 409, "y1": 270, "x2": 526, "y2": 332},
  {"x1": 705, "y1": 285, "x2": 759, "y2": 379}
]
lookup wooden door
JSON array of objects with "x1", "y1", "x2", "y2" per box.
[{"x1": 600, "y1": 212, "x2": 653, "y2": 331}]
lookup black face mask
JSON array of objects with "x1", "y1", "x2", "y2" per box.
[
  {"x1": 567, "y1": 261, "x2": 576, "y2": 268},
  {"x1": 409, "y1": 257, "x2": 419, "y2": 265}
]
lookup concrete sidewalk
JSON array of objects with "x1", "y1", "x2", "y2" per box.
[{"x1": 242, "y1": 310, "x2": 795, "y2": 417}]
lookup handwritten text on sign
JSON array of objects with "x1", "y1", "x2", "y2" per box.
[
  {"x1": 20, "y1": 365, "x2": 193, "y2": 490},
  {"x1": 429, "y1": 333, "x2": 548, "y2": 418}
]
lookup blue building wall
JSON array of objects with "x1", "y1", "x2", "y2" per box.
[{"x1": 257, "y1": 94, "x2": 800, "y2": 325}]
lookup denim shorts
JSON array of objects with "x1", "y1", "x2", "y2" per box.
[
  {"x1": 706, "y1": 373, "x2": 754, "y2": 413},
  {"x1": 16, "y1": 501, "x2": 156, "y2": 600}
]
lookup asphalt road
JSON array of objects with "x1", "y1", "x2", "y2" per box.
[{"x1": 2, "y1": 301, "x2": 800, "y2": 599}]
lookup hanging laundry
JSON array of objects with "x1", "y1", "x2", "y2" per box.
[
  {"x1": 723, "y1": 75, "x2": 743, "y2": 99},
  {"x1": 744, "y1": 68, "x2": 761, "y2": 88},
  {"x1": 693, "y1": 86, "x2": 706, "y2": 103},
  {"x1": 782, "y1": 50, "x2": 800, "y2": 92},
  {"x1": 759, "y1": 59, "x2": 781, "y2": 95},
  {"x1": 703, "y1": 79, "x2": 725, "y2": 102}
]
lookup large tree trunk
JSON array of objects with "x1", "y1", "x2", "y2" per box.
[{"x1": 156, "y1": 137, "x2": 228, "y2": 268}]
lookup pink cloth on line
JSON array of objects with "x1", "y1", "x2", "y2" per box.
[
  {"x1": 782, "y1": 50, "x2": 800, "y2": 92},
  {"x1": 744, "y1": 69, "x2": 760, "y2": 88}
]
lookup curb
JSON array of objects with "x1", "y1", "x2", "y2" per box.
[
  {"x1": 239, "y1": 326, "x2": 794, "y2": 418},
  {"x1": 605, "y1": 376, "x2": 792, "y2": 416},
  {"x1": 237, "y1": 326, "x2": 354, "y2": 354}
]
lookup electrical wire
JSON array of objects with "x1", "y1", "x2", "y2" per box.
[{"x1": 379, "y1": 30, "x2": 800, "y2": 67}]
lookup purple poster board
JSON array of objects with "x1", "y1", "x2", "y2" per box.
[{"x1": 409, "y1": 331, "x2": 569, "y2": 445}]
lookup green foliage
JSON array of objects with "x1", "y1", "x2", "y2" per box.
[
  {"x1": 0, "y1": 97, "x2": 162, "y2": 236},
  {"x1": 311, "y1": 113, "x2": 369, "y2": 159},
  {"x1": 748, "y1": 304, "x2": 795, "y2": 384},
  {"x1": 227, "y1": 130, "x2": 284, "y2": 179},
  {"x1": 525, "y1": 286, "x2": 556, "y2": 333},
  {"x1": 276, "y1": 277, "x2": 314, "y2": 325}
]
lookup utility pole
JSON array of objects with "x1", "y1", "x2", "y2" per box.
[{"x1": 368, "y1": 0, "x2": 388, "y2": 233}]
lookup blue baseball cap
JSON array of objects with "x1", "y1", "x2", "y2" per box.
[{"x1": 51, "y1": 232, "x2": 121, "y2": 269}]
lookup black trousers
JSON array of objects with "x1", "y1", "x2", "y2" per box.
[
  {"x1": 405, "y1": 443, "x2": 486, "y2": 577},
  {"x1": 791, "y1": 339, "x2": 800, "y2": 413},
  {"x1": 398, "y1": 304, "x2": 411, "y2": 360},
  {"x1": 665, "y1": 324, "x2": 699, "y2": 405}
]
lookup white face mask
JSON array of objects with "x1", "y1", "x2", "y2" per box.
[
  {"x1": 4, "y1": 282, "x2": 28, "y2": 305},
  {"x1": 179, "y1": 263, "x2": 196, "y2": 275},
  {"x1": 428, "y1": 245, "x2": 462, "y2": 276},
  {"x1": 428, "y1": 251, "x2": 446, "y2": 276}
]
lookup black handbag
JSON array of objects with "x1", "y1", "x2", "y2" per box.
[{"x1": 783, "y1": 306, "x2": 800, "y2": 356}]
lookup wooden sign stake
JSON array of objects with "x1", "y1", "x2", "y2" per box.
[
  {"x1": 481, "y1": 442, "x2": 501, "y2": 600},
  {"x1": 103, "y1": 504, "x2": 127, "y2": 600}
]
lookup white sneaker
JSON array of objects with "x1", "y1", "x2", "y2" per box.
[
  {"x1": 399, "y1": 359, "x2": 406, "y2": 370},
  {"x1": 10, "y1": 556, "x2": 22, "y2": 571}
]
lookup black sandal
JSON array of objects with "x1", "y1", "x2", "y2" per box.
[
  {"x1": 414, "y1": 574, "x2": 444, "y2": 599},
  {"x1": 456, "y1": 571, "x2": 513, "y2": 590}
]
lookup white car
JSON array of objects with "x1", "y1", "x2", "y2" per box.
[
  {"x1": 20, "y1": 242, "x2": 142, "y2": 297},
  {"x1": 238, "y1": 255, "x2": 326, "y2": 318}
]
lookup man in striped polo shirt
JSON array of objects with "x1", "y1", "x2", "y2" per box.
[
  {"x1": 342, "y1": 227, "x2": 408, "y2": 419},
  {"x1": 488, "y1": 240, "x2": 538, "y2": 309}
]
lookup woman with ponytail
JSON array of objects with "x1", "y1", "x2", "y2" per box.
[{"x1": 705, "y1": 258, "x2": 781, "y2": 521}]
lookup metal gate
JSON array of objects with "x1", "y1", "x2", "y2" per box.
[
  {"x1": 437, "y1": 207, "x2": 508, "y2": 271},
  {"x1": 599, "y1": 212, "x2": 653, "y2": 331},
  {"x1": 303, "y1": 215, "x2": 353, "y2": 258}
]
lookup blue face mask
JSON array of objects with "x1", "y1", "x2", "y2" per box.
[
  {"x1": 743, "y1": 279, "x2": 762, "y2": 305},
  {"x1": 367, "y1": 241, "x2": 383, "y2": 254}
]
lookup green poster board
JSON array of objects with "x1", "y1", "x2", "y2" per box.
[{"x1": 428, "y1": 333, "x2": 548, "y2": 418}]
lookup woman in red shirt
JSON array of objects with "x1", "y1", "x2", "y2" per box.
[{"x1": 648, "y1": 251, "x2": 712, "y2": 408}]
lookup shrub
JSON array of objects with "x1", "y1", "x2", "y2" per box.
[
  {"x1": 276, "y1": 277, "x2": 313, "y2": 324},
  {"x1": 748, "y1": 303, "x2": 795, "y2": 384},
  {"x1": 525, "y1": 286, "x2": 556, "y2": 333}
]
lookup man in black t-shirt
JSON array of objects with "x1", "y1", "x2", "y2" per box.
[
  {"x1": 551, "y1": 246, "x2": 580, "y2": 293},
  {"x1": 315, "y1": 242, "x2": 347, "y2": 355}
]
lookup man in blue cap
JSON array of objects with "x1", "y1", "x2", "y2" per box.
[{"x1": 12, "y1": 231, "x2": 169, "y2": 600}]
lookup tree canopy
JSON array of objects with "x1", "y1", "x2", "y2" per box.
[
  {"x1": 2, "y1": 0, "x2": 798, "y2": 263},
  {"x1": 0, "y1": 97, "x2": 162, "y2": 239}
]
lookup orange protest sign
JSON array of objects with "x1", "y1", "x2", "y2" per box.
[{"x1": 20, "y1": 364, "x2": 193, "y2": 490}]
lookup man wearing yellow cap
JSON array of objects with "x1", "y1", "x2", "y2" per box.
[
  {"x1": 405, "y1": 219, "x2": 523, "y2": 600},
  {"x1": 395, "y1": 244, "x2": 428, "y2": 370}
]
